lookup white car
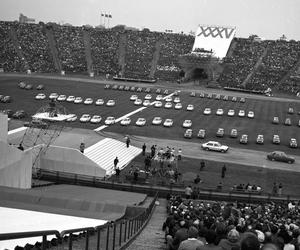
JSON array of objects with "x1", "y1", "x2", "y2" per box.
[
  {"x1": 154, "y1": 101, "x2": 163, "y2": 108},
  {"x1": 57, "y1": 95, "x2": 67, "y2": 101},
  {"x1": 165, "y1": 102, "x2": 172, "y2": 109},
  {"x1": 228, "y1": 109, "x2": 235, "y2": 117},
  {"x1": 201, "y1": 141, "x2": 229, "y2": 153},
  {"x1": 35, "y1": 93, "x2": 46, "y2": 100},
  {"x1": 156, "y1": 95, "x2": 163, "y2": 101},
  {"x1": 130, "y1": 95, "x2": 138, "y2": 101},
  {"x1": 152, "y1": 117, "x2": 162, "y2": 125},
  {"x1": 232, "y1": 97, "x2": 237, "y2": 102},
  {"x1": 238, "y1": 110, "x2": 245, "y2": 117},
  {"x1": 165, "y1": 96, "x2": 172, "y2": 102},
  {"x1": 248, "y1": 111, "x2": 254, "y2": 118},
  {"x1": 66, "y1": 95, "x2": 75, "y2": 102},
  {"x1": 144, "y1": 94, "x2": 152, "y2": 100},
  {"x1": 74, "y1": 97, "x2": 83, "y2": 104},
  {"x1": 49, "y1": 93, "x2": 58, "y2": 100},
  {"x1": 120, "y1": 117, "x2": 131, "y2": 126},
  {"x1": 66, "y1": 114, "x2": 77, "y2": 122},
  {"x1": 84, "y1": 98, "x2": 93, "y2": 105},
  {"x1": 136, "y1": 118, "x2": 146, "y2": 126},
  {"x1": 90, "y1": 115, "x2": 102, "y2": 124},
  {"x1": 175, "y1": 103, "x2": 182, "y2": 110},
  {"x1": 143, "y1": 100, "x2": 151, "y2": 106},
  {"x1": 173, "y1": 97, "x2": 181, "y2": 103},
  {"x1": 183, "y1": 119, "x2": 192, "y2": 128},
  {"x1": 203, "y1": 108, "x2": 211, "y2": 115},
  {"x1": 163, "y1": 119, "x2": 173, "y2": 127},
  {"x1": 216, "y1": 109, "x2": 224, "y2": 116},
  {"x1": 134, "y1": 99, "x2": 142, "y2": 106},
  {"x1": 80, "y1": 114, "x2": 91, "y2": 123},
  {"x1": 105, "y1": 116, "x2": 116, "y2": 125},
  {"x1": 106, "y1": 99, "x2": 115, "y2": 107},
  {"x1": 95, "y1": 99, "x2": 104, "y2": 105},
  {"x1": 186, "y1": 104, "x2": 194, "y2": 111}
]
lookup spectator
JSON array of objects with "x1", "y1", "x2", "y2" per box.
[
  {"x1": 198, "y1": 230, "x2": 221, "y2": 250},
  {"x1": 178, "y1": 226, "x2": 204, "y2": 250},
  {"x1": 194, "y1": 175, "x2": 201, "y2": 184},
  {"x1": 221, "y1": 165, "x2": 226, "y2": 179},
  {"x1": 278, "y1": 183, "x2": 283, "y2": 196},
  {"x1": 142, "y1": 143, "x2": 146, "y2": 155},
  {"x1": 240, "y1": 233, "x2": 260, "y2": 250},
  {"x1": 185, "y1": 185, "x2": 193, "y2": 199},
  {"x1": 79, "y1": 142, "x2": 85, "y2": 153},
  {"x1": 166, "y1": 220, "x2": 189, "y2": 250},
  {"x1": 114, "y1": 157, "x2": 119, "y2": 168},
  {"x1": 125, "y1": 136, "x2": 130, "y2": 148},
  {"x1": 218, "y1": 229, "x2": 240, "y2": 250}
]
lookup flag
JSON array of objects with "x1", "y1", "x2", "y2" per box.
[{"x1": 108, "y1": 14, "x2": 112, "y2": 18}]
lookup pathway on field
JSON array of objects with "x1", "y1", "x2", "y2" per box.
[{"x1": 96, "y1": 130, "x2": 300, "y2": 173}]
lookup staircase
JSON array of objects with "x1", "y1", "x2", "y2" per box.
[
  {"x1": 45, "y1": 28, "x2": 62, "y2": 72},
  {"x1": 241, "y1": 47, "x2": 268, "y2": 88},
  {"x1": 84, "y1": 138, "x2": 141, "y2": 176},
  {"x1": 82, "y1": 30, "x2": 93, "y2": 74},
  {"x1": 278, "y1": 57, "x2": 300, "y2": 87},
  {"x1": 149, "y1": 39, "x2": 163, "y2": 79},
  {"x1": 118, "y1": 33, "x2": 127, "y2": 76},
  {"x1": 8, "y1": 28, "x2": 29, "y2": 71},
  {"x1": 125, "y1": 198, "x2": 167, "y2": 250}
]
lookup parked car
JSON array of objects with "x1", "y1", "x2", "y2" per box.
[
  {"x1": 66, "y1": 96, "x2": 75, "y2": 102},
  {"x1": 25, "y1": 84, "x2": 33, "y2": 90},
  {"x1": 163, "y1": 119, "x2": 173, "y2": 127},
  {"x1": 144, "y1": 94, "x2": 152, "y2": 100},
  {"x1": 164, "y1": 102, "x2": 172, "y2": 109},
  {"x1": 284, "y1": 118, "x2": 291, "y2": 126},
  {"x1": 90, "y1": 115, "x2": 102, "y2": 124},
  {"x1": 201, "y1": 141, "x2": 229, "y2": 153},
  {"x1": 186, "y1": 104, "x2": 194, "y2": 111},
  {"x1": 2, "y1": 96, "x2": 12, "y2": 103},
  {"x1": 272, "y1": 116, "x2": 279, "y2": 124},
  {"x1": 290, "y1": 138, "x2": 298, "y2": 148},
  {"x1": 156, "y1": 95, "x2": 163, "y2": 101},
  {"x1": 165, "y1": 96, "x2": 172, "y2": 102},
  {"x1": 238, "y1": 110, "x2": 245, "y2": 117},
  {"x1": 104, "y1": 84, "x2": 111, "y2": 89},
  {"x1": 130, "y1": 95, "x2": 138, "y2": 101},
  {"x1": 272, "y1": 135, "x2": 280, "y2": 144},
  {"x1": 18, "y1": 82, "x2": 26, "y2": 89},
  {"x1": 173, "y1": 97, "x2": 180, "y2": 103},
  {"x1": 197, "y1": 129, "x2": 206, "y2": 139},
  {"x1": 240, "y1": 97, "x2": 246, "y2": 103},
  {"x1": 66, "y1": 114, "x2": 77, "y2": 122},
  {"x1": 248, "y1": 111, "x2": 255, "y2": 118},
  {"x1": 190, "y1": 91, "x2": 196, "y2": 97},
  {"x1": 267, "y1": 151, "x2": 295, "y2": 164},
  {"x1": 203, "y1": 108, "x2": 211, "y2": 115},
  {"x1": 216, "y1": 128, "x2": 225, "y2": 137},
  {"x1": 12, "y1": 110, "x2": 26, "y2": 119},
  {"x1": 163, "y1": 89, "x2": 169, "y2": 95},
  {"x1": 152, "y1": 117, "x2": 162, "y2": 125},
  {"x1": 216, "y1": 109, "x2": 224, "y2": 116},
  {"x1": 35, "y1": 93, "x2": 46, "y2": 100},
  {"x1": 136, "y1": 118, "x2": 146, "y2": 126},
  {"x1": 143, "y1": 100, "x2": 151, "y2": 106},
  {"x1": 106, "y1": 99, "x2": 115, "y2": 106},
  {"x1": 57, "y1": 95, "x2": 67, "y2": 101},
  {"x1": 80, "y1": 114, "x2": 91, "y2": 123},
  {"x1": 154, "y1": 101, "x2": 162, "y2": 108},
  {"x1": 240, "y1": 134, "x2": 248, "y2": 144},
  {"x1": 183, "y1": 120, "x2": 192, "y2": 128},
  {"x1": 104, "y1": 116, "x2": 116, "y2": 125},
  {"x1": 120, "y1": 117, "x2": 131, "y2": 126},
  {"x1": 84, "y1": 98, "x2": 93, "y2": 105},
  {"x1": 95, "y1": 99, "x2": 104, "y2": 105},
  {"x1": 134, "y1": 99, "x2": 142, "y2": 106},
  {"x1": 256, "y1": 134, "x2": 264, "y2": 144},
  {"x1": 288, "y1": 107, "x2": 294, "y2": 114},
  {"x1": 230, "y1": 129, "x2": 238, "y2": 138},
  {"x1": 228, "y1": 109, "x2": 235, "y2": 117},
  {"x1": 232, "y1": 97, "x2": 237, "y2": 102},
  {"x1": 49, "y1": 93, "x2": 58, "y2": 100},
  {"x1": 184, "y1": 129, "x2": 193, "y2": 138},
  {"x1": 74, "y1": 97, "x2": 83, "y2": 104},
  {"x1": 175, "y1": 103, "x2": 182, "y2": 110},
  {"x1": 145, "y1": 88, "x2": 151, "y2": 93}
]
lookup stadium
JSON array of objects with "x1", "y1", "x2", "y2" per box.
[{"x1": 0, "y1": 3, "x2": 300, "y2": 250}]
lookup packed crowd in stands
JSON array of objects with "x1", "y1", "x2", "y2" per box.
[
  {"x1": 0, "y1": 21, "x2": 299, "y2": 94},
  {"x1": 164, "y1": 195, "x2": 300, "y2": 250},
  {"x1": 53, "y1": 25, "x2": 87, "y2": 73}
]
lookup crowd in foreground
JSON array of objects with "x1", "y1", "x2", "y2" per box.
[{"x1": 164, "y1": 195, "x2": 300, "y2": 250}]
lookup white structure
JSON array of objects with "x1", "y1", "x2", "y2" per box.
[{"x1": 192, "y1": 25, "x2": 236, "y2": 59}]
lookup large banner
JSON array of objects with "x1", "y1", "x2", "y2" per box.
[{"x1": 192, "y1": 25, "x2": 236, "y2": 59}]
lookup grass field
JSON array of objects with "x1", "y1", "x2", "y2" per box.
[{"x1": 1, "y1": 75, "x2": 300, "y2": 155}]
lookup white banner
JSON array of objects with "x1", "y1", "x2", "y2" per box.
[{"x1": 192, "y1": 25, "x2": 236, "y2": 59}]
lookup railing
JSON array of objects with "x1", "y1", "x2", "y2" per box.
[
  {"x1": 0, "y1": 193, "x2": 158, "y2": 250},
  {"x1": 37, "y1": 168, "x2": 300, "y2": 202}
]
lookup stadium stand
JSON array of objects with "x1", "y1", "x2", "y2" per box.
[
  {"x1": 0, "y1": 21, "x2": 299, "y2": 94},
  {"x1": 164, "y1": 195, "x2": 300, "y2": 250}
]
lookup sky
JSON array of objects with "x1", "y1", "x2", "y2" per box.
[{"x1": 1, "y1": 0, "x2": 300, "y2": 40}]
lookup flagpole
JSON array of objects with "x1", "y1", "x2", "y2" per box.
[{"x1": 108, "y1": 14, "x2": 110, "y2": 28}]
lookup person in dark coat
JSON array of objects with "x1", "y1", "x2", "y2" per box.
[
  {"x1": 142, "y1": 143, "x2": 146, "y2": 155},
  {"x1": 221, "y1": 164, "x2": 227, "y2": 178},
  {"x1": 114, "y1": 157, "x2": 119, "y2": 168}
]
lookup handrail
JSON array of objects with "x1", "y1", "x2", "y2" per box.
[
  {"x1": 0, "y1": 230, "x2": 60, "y2": 241},
  {"x1": 60, "y1": 227, "x2": 95, "y2": 237}
]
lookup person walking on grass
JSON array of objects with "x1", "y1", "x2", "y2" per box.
[
  {"x1": 114, "y1": 157, "x2": 119, "y2": 169},
  {"x1": 221, "y1": 164, "x2": 227, "y2": 178},
  {"x1": 142, "y1": 143, "x2": 146, "y2": 155}
]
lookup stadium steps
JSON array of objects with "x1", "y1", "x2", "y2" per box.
[
  {"x1": 125, "y1": 198, "x2": 167, "y2": 250},
  {"x1": 45, "y1": 28, "x2": 62, "y2": 72},
  {"x1": 278, "y1": 57, "x2": 300, "y2": 87},
  {"x1": 242, "y1": 47, "x2": 268, "y2": 88},
  {"x1": 82, "y1": 30, "x2": 93, "y2": 74},
  {"x1": 8, "y1": 28, "x2": 30, "y2": 71},
  {"x1": 118, "y1": 33, "x2": 127, "y2": 76},
  {"x1": 149, "y1": 39, "x2": 164, "y2": 79},
  {"x1": 84, "y1": 138, "x2": 141, "y2": 176}
]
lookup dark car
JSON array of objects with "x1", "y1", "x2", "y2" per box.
[
  {"x1": 104, "y1": 84, "x2": 111, "y2": 89},
  {"x1": 36, "y1": 84, "x2": 45, "y2": 90},
  {"x1": 267, "y1": 151, "x2": 295, "y2": 164},
  {"x1": 1, "y1": 109, "x2": 14, "y2": 118},
  {"x1": 2, "y1": 96, "x2": 12, "y2": 103},
  {"x1": 25, "y1": 84, "x2": 33, "y2": 90},
  {"x1": 18, "y1": 82, "x2": 26, "y2": 89},
  {"x1": 12, "y1": 110, "x2": 27, "y2": 119}
]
